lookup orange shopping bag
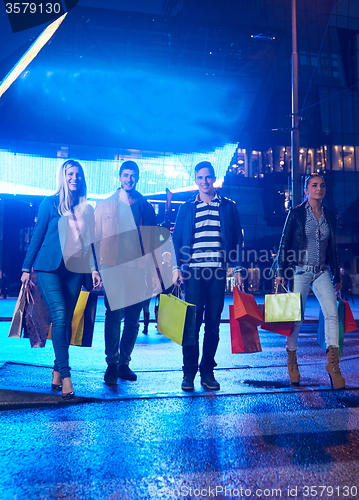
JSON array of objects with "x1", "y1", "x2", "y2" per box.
[{"x1": 233, "y1": 287, "x2": 263, "y2": 326}]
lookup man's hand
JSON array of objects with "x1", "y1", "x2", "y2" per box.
[
  {"x1": 21, "y1": 272, "x2": 30, "y2": 287},
  {"x1": 234, "y1": 271, "x2": 243, "y2": 288},
  {"x1": 172, "y1": 269, "x2": 183, "y2": 286}
]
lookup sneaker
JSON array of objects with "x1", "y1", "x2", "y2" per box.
[
  {"x1": 104, "y1": 363, "x2": 118, "y2": 385},
  {"x1": 118, "y1": 364, "x2": 137, "y2": 381},
  {"x1": 181, "y1": 374, "x2": 195, "y2": 392},
  {"x1": 200, "y1": 373, "x2": 220, "y2": 391}
]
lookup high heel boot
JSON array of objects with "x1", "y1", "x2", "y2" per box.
[
  {"x1": 287, "y1": 349, "x2": 300, "y2": 384},
  {"x1": 142, "y1": 312, "x2": 150, "y2": 334},
  {"x1": 326, "y1": 346, "x2": 345, "y2": 389}
]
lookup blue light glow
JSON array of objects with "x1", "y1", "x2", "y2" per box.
[{"x1": 0, "y1": 144, "x2": 236, "y2": 198}]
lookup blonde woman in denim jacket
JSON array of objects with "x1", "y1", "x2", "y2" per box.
[{"x1": 21, "y1": 160, "x2": 101, "y2": 399}]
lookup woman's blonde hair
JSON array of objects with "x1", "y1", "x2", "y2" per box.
[{"x1": 56, "y1": 160, "x2": 88, "y2": 215}]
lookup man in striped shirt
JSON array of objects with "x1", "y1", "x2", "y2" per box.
[{"x1": 172, "y1": 161, "x2": 243, "y2": 391}]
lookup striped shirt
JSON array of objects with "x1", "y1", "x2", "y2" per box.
[
  {"x1": 300, "y1": 202, "x2": 330, "y2": 268},
  {"x1": 189, "y1": 193, "x2": 223, "y2": 268}
]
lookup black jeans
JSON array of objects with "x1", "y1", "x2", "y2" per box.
[
  {"x1": 37, "y1": 262, "x2": 83, "y2": 379},
  {"x1": 182, "y1": 267, "x2": 226, "y2": 377},
  {"x1": 104, "y1": 295, "x2": 143, "y2": 366}
]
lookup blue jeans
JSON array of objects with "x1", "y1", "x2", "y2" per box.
[
  {"x1": 36, "y1": 262, "x2": 83, "y2": 379},
  {"x1": 288, "y1": 267, "x2": 339, "y2": 350},
  {"x1": 104, "y1": 295, "x2": 143, "y2": 366},
  {"x1": 182, "y1": 267, "x2": 226, "y2": 376}
]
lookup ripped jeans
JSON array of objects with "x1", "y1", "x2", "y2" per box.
[{"x1": 287, "y1": 267, "x2": 339, "y2": 351}]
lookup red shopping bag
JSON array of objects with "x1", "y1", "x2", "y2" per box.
[
  {"x1": 233, "y1": 287, "x2": 263, "y2": 326},
  {"x1": 261, "y1": 321, "x2": 294, "y2": 337},
  {"x1": 229, "y1": 305, "x2": 262, "y2": 353},
  {"x1": 342, "y1": 300, "x2": 357, "y2": 333}
]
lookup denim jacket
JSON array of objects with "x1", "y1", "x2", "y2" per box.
[{"x1": 22, "y1": 195, "x2": 95, "y2": 273}]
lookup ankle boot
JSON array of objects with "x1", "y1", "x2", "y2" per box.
[
  {"x1": 326, "y1": 346, "x2": 345, "y2": 389},
  {"x1": 287, "y1": 349, "x2": 300, "y2": 384},
  {"x1": 142, "y1": 312, "x2": 150, "y2": 334}
]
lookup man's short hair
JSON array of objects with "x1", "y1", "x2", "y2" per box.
[
  {"x1": 119, "y1": 160, "x2": 140, "y2": 179},
  {"x1": 194, "y1": 161, "x2": 216, "y2": 178}
]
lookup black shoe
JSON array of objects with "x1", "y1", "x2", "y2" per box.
[
  {"x1": 51, "y1": 370, "x2": 62, "y2": 391},
  {"x1": 181, "y1": 374, "x2": 195, "y2": 392},
  {"x1": 201, "y1": 373, "x2": 220, "y2": 391},
  {"x1": 62, "y1": 391, "x2": 75, "y2": 400},
  {"x1": 104, "y1": 363, "x2": 118, "y2": 385},
  {"x1": 118, "y1": 364, "x2": 137, "y2": 381}
]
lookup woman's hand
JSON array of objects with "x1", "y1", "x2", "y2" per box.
[
  {"x1": 21, "y1": 272, "x2": 30, "y2": 287},
  {"x1": 92, "y1": 270, "x2": 102, "y2": 289},
  {"x1": 274, "y1": 276, "x2": 285, "y2": 288}
]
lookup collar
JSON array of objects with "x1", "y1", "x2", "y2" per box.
[
  {"x1": 193, "y1": 191, "x2": 221, "y2": 204},
  {"x1": 116, "y1": 188, "x2": 142, "y2": 202},
  {"x1": 305, "y1": 201, "x2": 323, "y2": 213}
]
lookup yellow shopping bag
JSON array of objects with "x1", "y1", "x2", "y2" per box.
[
  {"x1": 48, "y1": 291, "x2": 96, "y2": 346},
  {"x1": 71, "y1": 291, "x2": 90, "y2": 345},
  {"x1": 157, "y1": 293, "x2": 196, "y2": 345},
  {"x1": 264, "y1": 287, "x2": 302, "y2": 323}
]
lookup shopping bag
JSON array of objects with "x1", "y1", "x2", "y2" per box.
[
  {"x1": 8, "y1": 285, "x2": 27, "y2": 339},
  {"x1": 157, "y1": 292, "x2": 196, "y2": 346},
  {"x1": 229, "y1": 305, "x2": 262, "y2": 353},
  {"x1": 264, "y1": 289, "x2": 302, "y2": 322},
  {"x1": 259, "y1": 304, "x2": 294, "y2": 336},
  {"x1": 24, "y1": 282, "x2": 51, "y2": 348},
  {"x1": 48, "y1": 291, "x2": 97, "y2": 347},
  {"x1": 317, "y1": 300, "x2": 345, "y2": 355},
  {"x1": 154, "y1": 296, "x2": 159, "y2": 322},
  {"x1": 342, "y1": 300, "x2": 357, "y2": 333},
  {"x1": 71, "y1": 292, "x2": 97, "y2": 346},
  {"x1": 70, "y1": 291, "x2": 91, "y2": 345},
  {"x1": 261, "y1": 321, "x2": 294, "y2": 336},
  {"x1": 233, "y1": 287, "x2": 263, "y2": 326}
]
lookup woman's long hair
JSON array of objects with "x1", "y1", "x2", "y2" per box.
[{"x1": 56, "y1": 160, "x2": 88, "y2": 216}]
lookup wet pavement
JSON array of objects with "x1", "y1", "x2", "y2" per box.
[
  {"x1": 0, "y1": 295, "x2": 359, "y2": 499},
  {"x1": 1, "y1": 391, "x2": 359, "y2": 499}
]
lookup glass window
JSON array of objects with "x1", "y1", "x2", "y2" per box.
[
  {"x1": 331, "y1": 146, "x2": 343, "y2": 170},
  {"x1": 342, "y1": 146, "x2": 355, "y2": 170}
]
